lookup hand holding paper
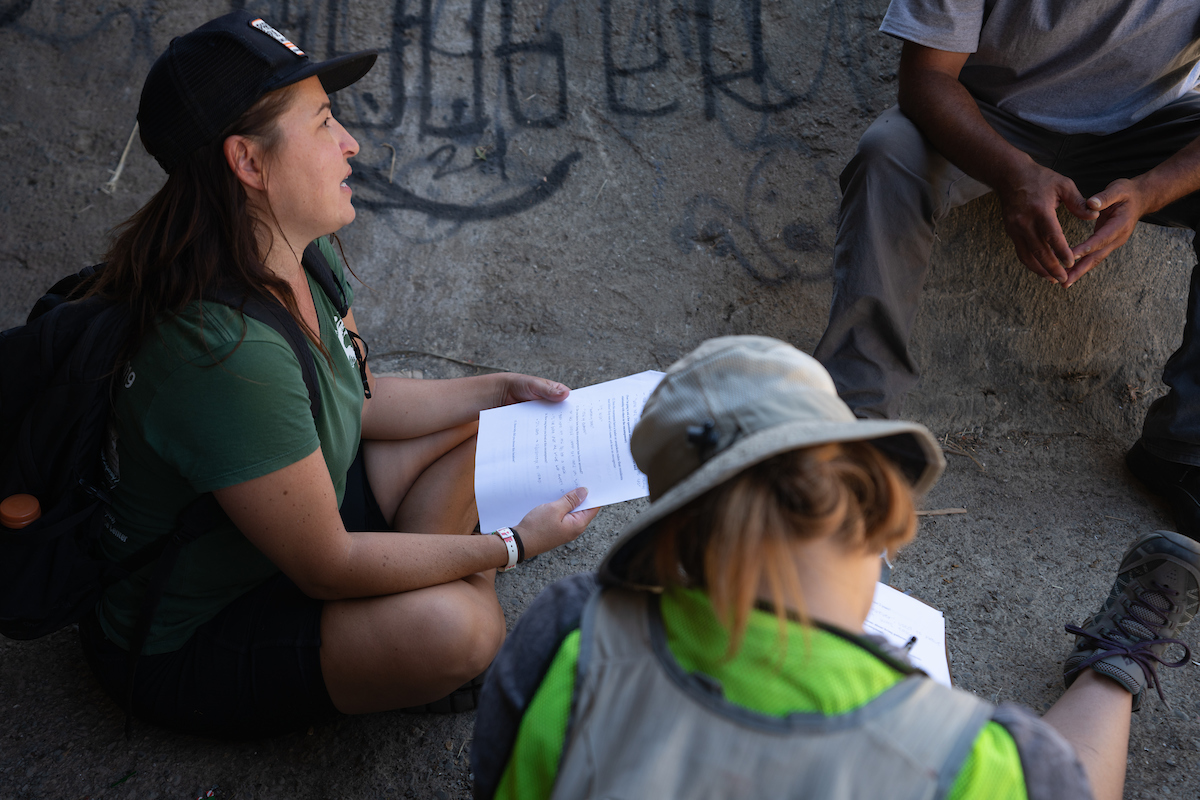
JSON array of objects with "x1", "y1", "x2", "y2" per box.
[{"x1": 475, "y1": 370, "x2": 665, "y2": 533}]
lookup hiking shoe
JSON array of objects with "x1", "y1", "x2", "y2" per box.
[
  {"x1": 401, "y1": 670, "x2": 486, "y2": 714},
  {"x1": 1126, "y1": 440, "x2": 1200, "y2": 540},
  {"x1": 1064, "y1": 530, "x2": 1200, "y2": 710}
]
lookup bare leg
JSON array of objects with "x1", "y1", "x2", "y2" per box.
[
  {"x1": 319, "y1": 570, "x2": 505, "y2": 713},
  {"x1": 362, "y1": 421, "x2": 478, "y2": 532},
  {"x1": 1042, "y1": 670, "x2": 1131, "y2": 800},
  {"x1": 391, "y1": 434, "x2": 479, "y2": 535},
  {"x1": 324, "y1": 423, "x2": 499, "y2": 712}
]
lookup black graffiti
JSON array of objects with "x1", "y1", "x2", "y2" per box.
[
  {"x1": 4, "y1": 0, "x2": 879, "y2": 236},
  {"x1": 238, "y1": 0, "x2": 573, "y2": 223},
  {"x1": 496, "y1": 0, "x2": 568, "y2": 128},
  {"x1": 695, "y1": 0, "x2": 805, "y2": 118},
  {"x1": 601, "y1": 0, "x2": 678, "y2": 118},
  {"x1": 354, "y1": 150, "x2": 580, "y2": 221},
  {"x1": 416, "y1": 0, "x2": 488, "y2": 138},
  {"x1": 597, "y1": 0, "x2": 881, "y2": 124},
  {"x1": 319, "y1": 0, "x2": 567, "y2": 137},
  {"x1": 674, "y1": 195, "x2": 828, "y2": 285},
  {"x1": 672, "y1": 149, "x2": 834, "y2": 285},
  {"x1": 0, "y1": 0, "x2": 33, "y2": 28}
]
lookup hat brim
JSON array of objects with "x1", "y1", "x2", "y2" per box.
[
  {"x1": 269, "y1": 50, "x2": 378, "y2": 96},
  {"x1": 598, "y1": 418, "x2": 945, "y2": 587}
]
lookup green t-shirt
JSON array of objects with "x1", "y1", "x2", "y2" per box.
[
  {"x1": 495, "y1": 587, "x2": 1028, "y2": 800},
  {"x1": 97, "y1": 239, "x2": 363, "y2": 654}
]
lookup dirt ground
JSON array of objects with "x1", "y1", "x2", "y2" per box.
[{"x1": 3, "y1": 1, "x2": 1200, "y2": 798}]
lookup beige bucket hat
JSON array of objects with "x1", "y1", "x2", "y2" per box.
[{"x1": 599, "y1": 336, "x2": 945, "y2": 586}]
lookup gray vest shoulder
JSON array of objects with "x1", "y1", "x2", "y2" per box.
[{"x1": 551, "y1": 588, "x2": 995, "y2": 800}]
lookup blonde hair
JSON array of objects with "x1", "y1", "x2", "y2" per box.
[{"x1": 634, "y1": 441, "x2": 916, "y2": 655}]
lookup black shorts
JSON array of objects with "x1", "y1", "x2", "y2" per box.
[
  {"x1": 79, "y1": 444, "x2": 386, "y2": 738},
  {"x1": 340, "y1": 440, "x2": 390, "y2": 532}
]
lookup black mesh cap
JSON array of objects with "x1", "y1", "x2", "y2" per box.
[{"x1": 138, "y1": 10, "x2": 376, "y2": 173}]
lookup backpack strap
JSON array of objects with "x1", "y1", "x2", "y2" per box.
[
  {"x1": 302, "y1": 240, "x2": 371, "y2": 399},
  {"x1": 302, "y1": 241, "x2": 350, "y2": 317},
  {"x1": 26, "y1": 264, "x2": 105, "y2": 325},
  {"x1": 201, "y1": 288, "x2": 325, "y2": 421}
]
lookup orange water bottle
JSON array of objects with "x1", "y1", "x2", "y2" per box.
[{"x1": 0, "y1": 494, "x2": 41, "y2": 530}]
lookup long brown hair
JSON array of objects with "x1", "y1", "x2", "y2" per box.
[
  {"x1": 88, "y1": 82, "x2": 328, "y2": 365},
  {"x1": 637, "y1": 441, "x2": 917, "y2": 655}
]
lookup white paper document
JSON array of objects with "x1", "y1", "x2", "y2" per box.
[
  {"x1": 475, "y1": 370, "x2": 666, "y2": 533},
  {"x1": 864, "y1": 582, "x2": 952, "y2": 687}
]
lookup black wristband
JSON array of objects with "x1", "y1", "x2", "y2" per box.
[{"x1": 510, "y1": 526, "x2": 526, "y2": 564}]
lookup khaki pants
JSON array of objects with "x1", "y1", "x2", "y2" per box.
[{"x1": 814, "y1": 96, "x2": 1200, "y2": 463}]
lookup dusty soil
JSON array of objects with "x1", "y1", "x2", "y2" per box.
[{"x1": 3, "y1": 0, "x2": 1200, "y2": 798}]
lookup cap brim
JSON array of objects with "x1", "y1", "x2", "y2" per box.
[
  {"x1": 270, "y1": 50, "x2": 377, "y2": 95},
  {"x1": 598, "y1": 418, "x2": 945, "y2": 587}
]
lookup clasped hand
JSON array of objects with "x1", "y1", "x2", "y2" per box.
[{"x1": 998, "y1": 163, "x2": 1150, "y2": 288}]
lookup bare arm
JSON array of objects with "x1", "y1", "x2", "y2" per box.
[
  {"x1": 897, "y1": 42, "x2": 1097, "y2": 285},
  {"x1": 213, "y1": 448, "x2": 598, "y2": 599},
  {"x1": 343, "y1": 309, "x2": 569, "y2": 440},
  {"x1": 1067, "y1": 135, "x2": 1200, "y2": 284}
]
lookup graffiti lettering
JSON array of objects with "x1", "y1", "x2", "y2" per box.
[
  {"x1": 601, "y1": 0, "x2": 678, "y2": 118},
  {"x1": 496, "y1": 0, "x2": 568, "y2": 128},
  {"x1": 2, "y1": 0, "x2": 890, "y2": 248}
]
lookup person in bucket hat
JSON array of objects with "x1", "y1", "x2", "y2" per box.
[
  {"x1": 472, "y1": 336, "x2": 1199, "y2": 800},
  {"x1": 74, "y1": 11, "x2": 597, "y2": 738}
]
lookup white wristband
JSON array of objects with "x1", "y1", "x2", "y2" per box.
[{"x1": 492, "y1": 527, "x2": 519, "y2": 572}]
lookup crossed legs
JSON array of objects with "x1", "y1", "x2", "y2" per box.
[{"x1": 320, "y1": 423, "x2": 506, "y2": 714}]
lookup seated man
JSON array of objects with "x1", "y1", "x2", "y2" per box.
[{"x1": 812, "y1": 0, "x2": 1200, "y2": 535}]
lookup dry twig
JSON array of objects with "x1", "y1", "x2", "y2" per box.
[{"x1": 917, "y1": 508, "x2": 968, "y2": 517}]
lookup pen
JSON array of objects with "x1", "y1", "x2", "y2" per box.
[{"x1": 904, "y1": 636, "x2": 918, "y2": 652}]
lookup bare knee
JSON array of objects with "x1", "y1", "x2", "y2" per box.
[
  {"x1": 846, "y1": 106, "x2": 940, "y2": 192},
  {"x1": 421, "y1": 584, "x2": 506, "y2": 680}
]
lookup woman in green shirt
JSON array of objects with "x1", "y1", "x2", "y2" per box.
[{"x1": 77, "y1": 11, "x2": 597, "y2": 738}]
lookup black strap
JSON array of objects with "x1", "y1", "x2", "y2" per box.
[
  {"x1": 303, "y1": 241, "x2": 369, "y2": 395},
  {"x1": 205, "y1": 288, "x2": 325, "y2": 421},
  {"x1": 301, "y1": 241, "x2": 350, "y2": 317},
  {"x1": 347, "y1": 328, "x2": 372, "y2": 399}
]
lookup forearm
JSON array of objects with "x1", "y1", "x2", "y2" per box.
[
  {"x1": 218, "y1": 449, "x2": 509, "y2": 597},
  {"x1": 1127, "y1": 134, "x2": 1200, "y2": 214},
  {"x1": 361, "y1": 373, "x2": 508, "y2": 439},
  {"x1": 301, "y1": 528, "x2": 512, "y2": 599},
  {"x1": 897, "y1": 64, "x2": 1032, "y2": 193}
]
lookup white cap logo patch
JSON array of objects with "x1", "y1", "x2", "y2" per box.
[{"x1": 250, "y1": 18, "x2": 306, "y2": 57}]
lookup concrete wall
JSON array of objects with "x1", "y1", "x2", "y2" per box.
[{"x1": 2, "y1": 0, "x2": 1192, "y2": 441}]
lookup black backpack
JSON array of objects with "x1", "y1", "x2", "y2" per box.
[{"x1": 0, "y1": 242, "x2": 364, "y2": 647}]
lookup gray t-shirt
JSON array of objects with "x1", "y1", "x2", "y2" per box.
[{"x1": 881, "y1": 0, "x2": 1200, "y2": 135}]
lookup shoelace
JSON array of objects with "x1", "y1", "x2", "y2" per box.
[{"x1": 1064, "y1": 581, "x2": 1192, "y2": 706}]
